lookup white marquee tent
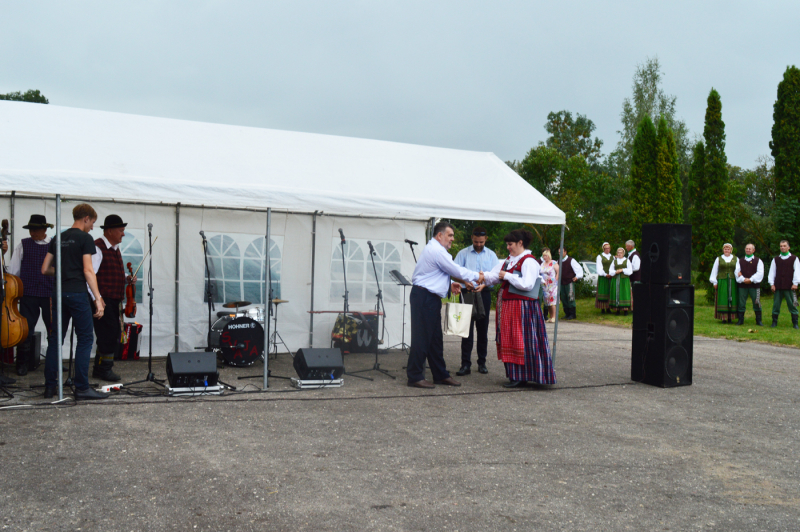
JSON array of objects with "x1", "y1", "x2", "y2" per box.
[{"x1": 0, "y1": 101, "x2": 566, "y2": 390}]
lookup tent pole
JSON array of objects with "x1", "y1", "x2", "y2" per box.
[
  {"x1": 9, "y1": 191, "x2": 15, "y2": 252},
  {"x1": 551, "y1": 223, "x2": 566, "y2": 364},
  {"x1": 55, "y1": 195, "x2": 63, "y2": 401},
  {"x1": 309, "y1": 210, "x2": 318, "y2": 347},
  {"x1": 263, "y1": 208, "x2": 271, "y2": 390},
  {"x1": 174, "y1": 203, "x2": 180, "y2": 352}
]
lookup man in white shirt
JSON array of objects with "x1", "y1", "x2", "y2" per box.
[
  {"x1": 767, "y1": 240, "x2": 800, "y2": 329},
  {"x1": 559, "y1": 248, "x2": 584, "y2": 320},
  {"x1": 734, "y1": 243, "x2": 764, "y2": 326},
  {"x1": 408, "y1": 222, "x2": 482, "y2": 388}
]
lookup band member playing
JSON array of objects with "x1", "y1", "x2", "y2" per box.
[
  {"x1": 734, "y1": 243, "x2": 764, "y2": 326},
  {"x1": 90, "y1": 214, "x2": 136, "y2": 382},
  {"x1": 7, "y1": 215, "x2": 54, "y2": 376}
]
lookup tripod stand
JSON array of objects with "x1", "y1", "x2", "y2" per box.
[
  {"x1": 347, "y1": 241, "x2": 395, "y2": 380},
  {"x1": 125, "y1": 224, "x2": 164, "y2": 389}
]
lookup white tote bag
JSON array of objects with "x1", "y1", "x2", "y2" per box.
[{"x1": 443, "y1": 293, "x2": 473, "y2": 338}]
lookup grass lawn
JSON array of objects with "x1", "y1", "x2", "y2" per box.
[{"x1": 569, "y1": 288, "x2": 800, "y2": 349}]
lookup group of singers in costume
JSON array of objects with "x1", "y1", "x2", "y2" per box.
[
  {"x1": 594, "y1": 240, "x2": 641, "y2": 315},
  {"x1": 1, "y1": 204, "x2": 136, "y2": 399}
]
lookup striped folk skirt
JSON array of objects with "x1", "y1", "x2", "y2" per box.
[
  {"x1": 715, "y1": 278, "x2": 738, "y2": 320},
  {"x1": 495, "y1": 292, "x2": 556, "y2": 384},
  {"x1": 595, "y1": 276, "x2": 610, "y2": 309},
  {"x1": 609, "y1": 275, "x2": 632, "y2": 311}
]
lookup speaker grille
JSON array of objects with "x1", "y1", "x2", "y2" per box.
[
  {"x1": 665, "y1": 346, "x2": 689, "y2": 379},
  {"x1": 666, "y1": 308, "x2": 690, "y2": 343}
]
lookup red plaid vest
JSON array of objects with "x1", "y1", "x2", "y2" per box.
[{"x1": 95, "y1": 238, "x2": 125, "y2": 300}]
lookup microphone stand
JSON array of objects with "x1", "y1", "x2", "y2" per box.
[
  {"x1": 0, "y1": 251, "x2": 12, "y2": 398},
  {"x1": 406, "y1": 241, "x2": 418, "y2": 263},
  {"x1": 201, "y1": 231, "x2": 215, "y2": 352},
  {"x1": 348, "y1": 241, "x2": 395, "y2": 380},
  {"x1": 339, "y1": 231, "x2": 371, "y2": 381},
  {"x1": 125, "y1": 223, "x2": 164, "y2": 388}
]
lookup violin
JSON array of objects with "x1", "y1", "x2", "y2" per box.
[
  {"x1": 124, "y1": 262, "x2": 137, "y2": 318},
  {"x1": 0, "y1": 219, "x2": 28, "y2": 348}
]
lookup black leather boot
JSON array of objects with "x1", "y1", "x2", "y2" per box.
[
  {"x1": 92, "y1": 352, "x2": 120, "y2": 382},
  {"x1": 736, "y1": 312, "x2": 745, "y2": 326},
  {"x1": 771, "y1": 314, "x2": 779, "y2": 328},
  {"x1": 755, "y1": 310, "x2": 763, "y2": 326},
  {"x1": 793, "y1": 315, "x2": 799, "y2": 330}
]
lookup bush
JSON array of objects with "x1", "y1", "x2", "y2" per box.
[{"x1": 575, "y1": 278, "x2": 596, "y2": 299}]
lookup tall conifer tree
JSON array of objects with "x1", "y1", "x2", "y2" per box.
[
  {"x1": 655, "y1": 116, "x2": 682, "y2": 223},
  {"x1": 770, "y1": 65, "x2": 800, "y2": 243},
  {"x1": 630, "y1": 116, "x2": 657, "y2": 232}
]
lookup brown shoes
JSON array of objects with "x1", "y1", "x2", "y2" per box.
[
  {"x1": 434, "y1": 377, "x2": 461, "y2": 386},
  {"x1": 407, "y1": 379, "x2": 435, "y2": 389}
]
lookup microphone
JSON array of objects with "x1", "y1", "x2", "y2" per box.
[
  {"x1": 367, "y1": 240, "x2": 375, "y2": 254},
  {"x1": 148, "y1": 223, "x2": 153, "y2": 230},
  {"x1": 199, "y1": 230, "x2": 205, "y2": 237},
  {"x1": 404, "y1": 239, "x2": 418, "y2": 246},
  {"x1": 338, "y1": 228, "x2": 346, "y2": 244}
]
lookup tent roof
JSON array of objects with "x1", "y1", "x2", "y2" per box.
[{"x1": 0, "y1": 102, "x2": 565, "y2": 224}]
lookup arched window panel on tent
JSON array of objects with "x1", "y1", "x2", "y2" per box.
[
  {"x1": 330, "y1": 239, "x2": 402, "y2": 306},
  {"x1": 330, "y1": 240, "x2": 366, "y2": 305},
  {"x1": 242, "y1": 236, "x2": 283, "y2": 303},
  {"x1": 120, "y1": 231, "x2": 144, "y2": 304},
  {"x1": 204, "y1": 232, "x2": 283, "y2": 304}
]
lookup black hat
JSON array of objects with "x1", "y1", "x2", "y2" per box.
[
  {"x1": 22, "y1": 214, "x2": 54, "y2": 229},
  {"x1": 100, "y1": 214, "x2": 128, "y2": 229}
]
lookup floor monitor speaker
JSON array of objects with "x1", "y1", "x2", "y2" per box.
[
  {"x1": 632, "y1": 283, "x2": 693, "y2": 387},
  {"x1": 166, "y1": 352, "x2": 219, "y2": 388},
  {"x1": 294, "y1": 348, "x2": 345, "y2": 380},
  {"x1": 640, "y1": 224, "x2": 692, "y2": 285}
]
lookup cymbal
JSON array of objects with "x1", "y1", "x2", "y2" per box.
[
  {"x1": 222, "y1": 300, "x2": 252, "y2": 308},
  {"x1": 272, "y1": 299, "x2": 289, "y2": 304}
]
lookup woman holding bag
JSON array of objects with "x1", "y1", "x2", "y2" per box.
[{"x1": 481, "y1": 229, "x2": 555, "y2": 388}]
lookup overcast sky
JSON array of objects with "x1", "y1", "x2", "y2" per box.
[{"x1": 1, "y1": 1, "x2": 796, "y2": 169}]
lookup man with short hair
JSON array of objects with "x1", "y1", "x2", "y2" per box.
[
  {"x1": 767, "y1": 240, "x2": 800, "y2": 329},
  {"x1": 408, "y1": 222, "x2": 482, "y2": 388},
  {"x1": 7, "y1": 215, "x2": 54, "y2": 376},
  {"x1": 626, "y1": 240, "x2": 641, "y2": 309},
  {"x1": 453, "y1": 226, "x2": 498, "y2": 376},
  {"x1": 91, "y1": 214, "x2": 136, "y2": 382},
  {"x1": 734, "y1": 243, "x2": 764, "y2": 326},
  {"x1": 559, "y1": 248, "x2": 584, "y2": 320},
  {"x1": 41, "y1": 204, "x2": 109, "y2": 400}
]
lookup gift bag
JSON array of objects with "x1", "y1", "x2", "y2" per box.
[
  {"x1": 443, "y1": 294, "x2": 473, "y2": 338},
  {"x1": 461, "y1": 291, "x2": 486, "y2": 321}
]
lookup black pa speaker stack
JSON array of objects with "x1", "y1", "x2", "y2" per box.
[{"x1": 631, "y1": 224, "x2": 694, "y2": 387}]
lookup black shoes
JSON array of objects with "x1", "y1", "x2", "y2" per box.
[
  {"x1": 737, "y1": 312, "x2": 745, "y2": 326},
  {"x1": 43, "y1": 386, "x2": 56, "y2": 399},
  {"x1": 771, "y1": 314, "x2": 779, "y2": 328},
  {"x1": 0, "y1": 374, "x2": 16, "y2": 385},
  {"x1": 503, "y1": 380, "x2": 526, "y2": 388},
  {"x1": 478, "y1": 364, "x2": 488, "y2": 374},
  {"x1": 75, "y1": 387, "x2": 110, "y2": 400},
  {"x1": 92, "y1": 368, "x2": 121, "y2": 382},
  {"x1": 456, "y1": 365, "x2": 471, "y2": 376}
]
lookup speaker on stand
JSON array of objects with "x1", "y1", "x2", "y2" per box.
[{"x1": 632, "y1": 224, "x2": 694, "y2": 388}]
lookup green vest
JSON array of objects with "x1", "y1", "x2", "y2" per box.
[
  {"x1": 598, "y1": 254, "x2": 614, "y2": 275},
  {"x1": 614, "y1": 258, "x2": 629, "y2": 276},
  {"x1": 717, "y1": 255, "x2": 737, "y2": 280}
]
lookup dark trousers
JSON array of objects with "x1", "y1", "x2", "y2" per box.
[
  {"x1": 407, "y1": 285, "x2": 450, "y2": 383},
  {"x1": 45, "y1": 292, "x2": 94, "y2": 390},
  {"x1": 18, "y1": 295, "x2": 52, "y2": 367},
  {"x1": 461, "y1": 289, "x2": 491, "y2": 367},
  {"x1": 94, "y1": 297, "x2": 121, "y2": 358}
]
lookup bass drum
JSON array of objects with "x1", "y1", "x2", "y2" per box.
[{"x1": 218, "y1": 316, "x2": 264, "y2": 367}]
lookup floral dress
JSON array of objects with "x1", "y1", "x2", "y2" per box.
[{"x1": 541, "y1": 260, "x2": 558, "y2": 305}]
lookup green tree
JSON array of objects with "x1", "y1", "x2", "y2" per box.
[
  {"x1": 0, "y1": 89, "x2": 49, "y2": 104},
  {"x1": 769, "y1": 65, "x2": 800, "y2": 243},
  {"x1": 630, "y1": 115, "x2": 658, "y2": 231},
  {"x1": 544, "y1": 110, "x2": 603, "y2": 165},
  {"x1": 690, "y1": 88, "x2": 734, "y2": 301},
  {"x1": 654, "y1": 116, "x2": 683, "y2": 223}
]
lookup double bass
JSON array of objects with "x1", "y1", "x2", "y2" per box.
[{"x1": 0, "y1": 220, "x2": 28, "y2": 348}]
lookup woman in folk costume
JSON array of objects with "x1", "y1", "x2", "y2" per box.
[
  {"x1": 481, "y1": 229, "x2": 555, "y2": 388},
  {"x1": 710, "y1": 243, "x2": 738, "y2": 323},
  {"x1": 608, "y1": 247, "x2": 633, "y2": 315},
  {"x1": 595, "y1": 242, "x2": 613, "y2": 313}
]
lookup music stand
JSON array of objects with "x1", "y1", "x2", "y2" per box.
[{"x1": 387, "y1": 270, "x2": 411, "y2": 353}]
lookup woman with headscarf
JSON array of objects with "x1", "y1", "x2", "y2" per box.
[
  {"x1": 608, "y1": 247, "x2": 633, "y2": 315},
  {"x1": 595, "y1": 242, "x2": 613, "y2": 314},
  {"x1": 481, "y1": 229, "x2": 555, "y2": 388},
  {"x1": 710, "y1": 243, "x2": 738, "y2": 323}
]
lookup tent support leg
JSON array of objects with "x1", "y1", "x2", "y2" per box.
[
  {"x1": 174, "y1": 203, "x2": 180, "y2": 352},
  {"x1": 552, "y1": 223, "x2": 566, "y2": 365},
  {"x1": 263, "y1": 208, "x2": 271, "y2": 390},
  {"x1": 55, "y1": 195, "x2": 63, "y2": 401},
  {"x1": 309, "y1": 210, "x2": 317, "y2": 347}
]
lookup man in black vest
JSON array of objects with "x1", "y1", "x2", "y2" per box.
[
  {"x1": 7, "y1": 215, "x2": 55, "y2": 376},
  {"x1": 626, "y1": 240, "x2": 641, "y2": 309},
  {"x1": 91, "y1": 214, "x2": 136, "y2": 381},
  {"x1": 559, "y1": 248, "x2": 584, "y2": 320},
  {"x1": 735, "y1": 243, "x2": 764, "y2": 326},
  {"x1": 767, "y1": 240, "x2": 800, "y2": 329}
]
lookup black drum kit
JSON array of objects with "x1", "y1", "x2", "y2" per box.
[{"x1": 208, "y1": 299, "x2": 288, "y2": 367}]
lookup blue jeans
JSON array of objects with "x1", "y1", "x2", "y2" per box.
[{"x1": 44, "y1": 291, "x2": 95, "y2": 390}]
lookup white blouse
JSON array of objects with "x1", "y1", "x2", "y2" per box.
[
  {"x1": 709, "y1": 254, "x2": 735, "y2": 285},
  {"x1": 596, "y1": 253, "x2": 612, "y2": 276},
  {"x1": 483, "y1": 250, "x2": 541, "y2": 291},
  {"x1": 607, "y1": 257, "x2": 633, "y2": 276}
]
